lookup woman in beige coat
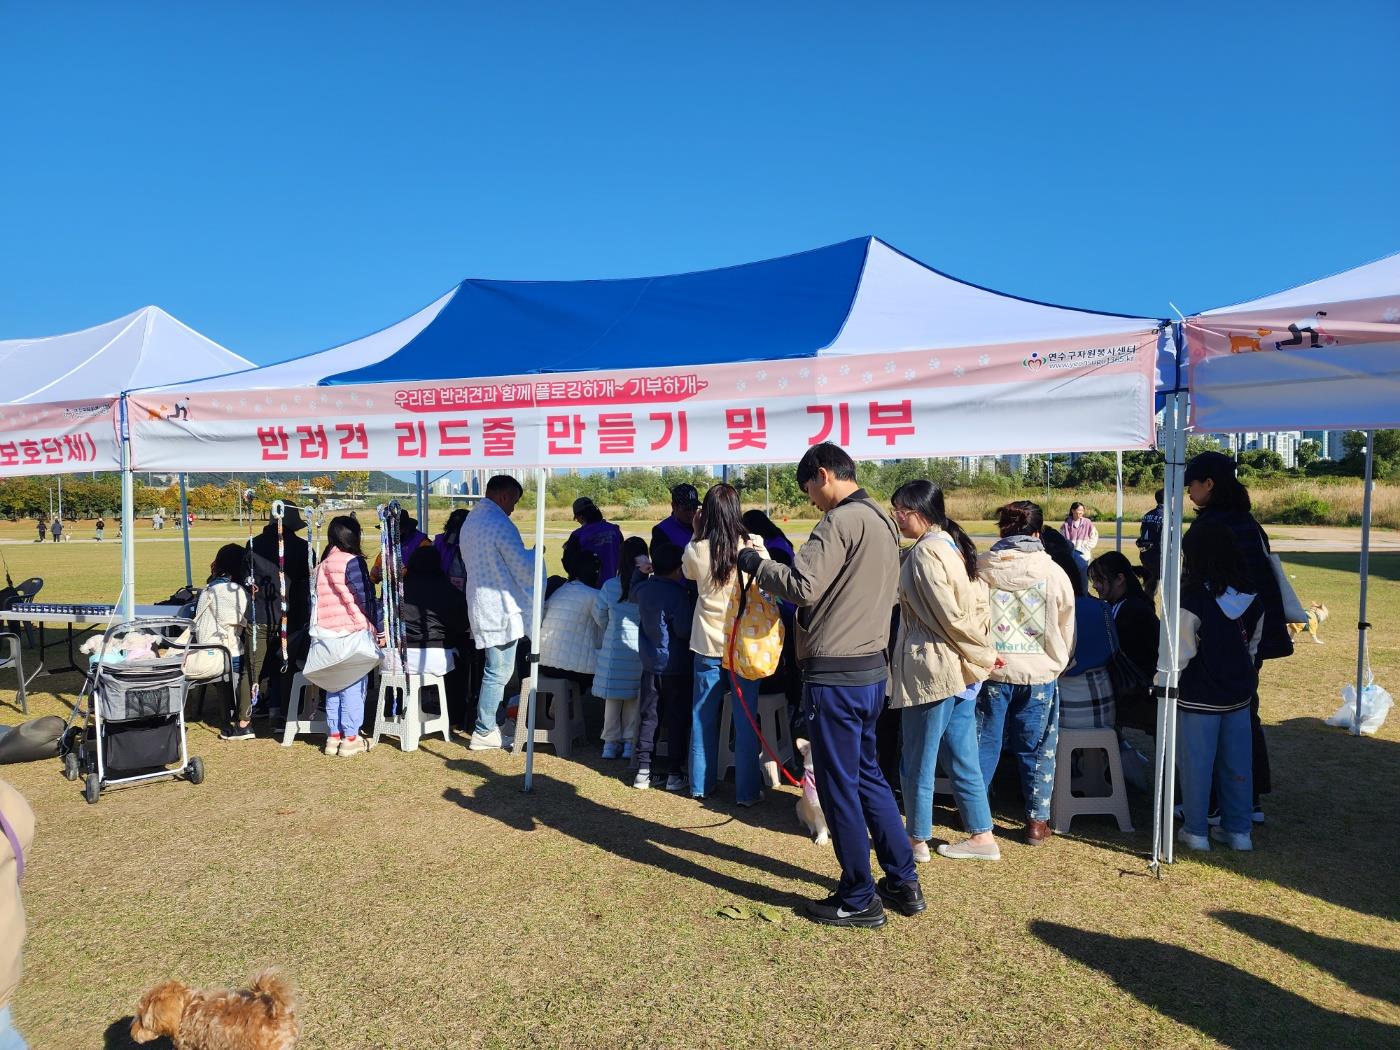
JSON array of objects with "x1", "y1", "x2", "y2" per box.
[{"x1": 889, "y1": 481, "x2": 999, "y2": 862}]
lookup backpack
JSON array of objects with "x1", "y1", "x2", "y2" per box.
[{"x1": 722, "y1": 567, "x2": 785, "y2": 681}]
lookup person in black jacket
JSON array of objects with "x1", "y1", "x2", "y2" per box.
[
  {"x1": 1088, "y1": 551, "x2": 1160, "y2": 734},
  {"x1": 1184, "y1": 451, "x2": 1292, "y2": 821},
  {"x1": 401, "y1": 546, "x2": 472, "y2": 729},
  {"x1": 245, "y1": 507, "x2": 313, "y2": 721}
]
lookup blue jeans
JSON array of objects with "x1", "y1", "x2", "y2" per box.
[
  {"x1": 806, "y1": 681, "x2": 916, "y2": 910},
  {"x1": 0, "y1": 1005, "x2": 27, "y2": 1050},
  {"x1": 691, "y1": 654, "x2": 761, "y2": 803},
  {"x1": 1178, "y1": 706, "x2": 1253, "y2": 836},
  {"x1": 901, "y1": 695, "x2": 993, "y2": 842},
  {"x1": 325, "y1": 675, "x2": 368, "y2": 737},
  {"x1": 475, "y1": 640, "x2": 519, "y2": 735},
  {"x1": 975, "y1": 680, "x2": 1059, "y2": 822}
]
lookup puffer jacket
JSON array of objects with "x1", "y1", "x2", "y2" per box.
[
  {"x1": 591, "y1": 576, "x2": 643, "y2": 700},
  {"x1": 889, "y1": 529, "x2": 996, "y2": 708},
  {"x1": 977, "y1": 540, "x2": 1077, "y2": 685}
]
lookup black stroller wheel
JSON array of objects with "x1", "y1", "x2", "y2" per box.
[
  {"x1": 187, "y1": 756, "x2": 205, "y2": 785},
  {"x1": 83, "y1": 773, "x2": 101, "y2": 804},
  {"x1": 62, "y1": 752, "x2": 79, "y2": 781}
]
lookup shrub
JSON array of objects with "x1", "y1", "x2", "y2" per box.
[{"x1": 1271, "y1": 494, "x2": 1333, "y2": 525}]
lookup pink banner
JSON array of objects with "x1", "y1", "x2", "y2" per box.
[
  {"x1": 129, "y1": 332, "x2": 1160, "y2": 472},
  {"x1": 0, "y1": 400, "x2": 119, "y2": 478}
]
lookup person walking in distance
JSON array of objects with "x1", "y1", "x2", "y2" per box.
[
  {"x1": 738, "y1": 443, "x2": 923, "y2": 928},
  {"x1": 460, "y1": 475, "x2": 536, "y2": 751},
  {"x1": 1137, "y1": 489, "x2": 1164, "y2": 600}
]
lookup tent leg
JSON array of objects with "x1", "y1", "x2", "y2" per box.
[
  {"x1": 417, "y1": 469, "x2": 430, "y2": 536},
  {"x1": 179, "y1": 473, "x2": 193, "y2": 589},
  {"x1": 522, "y1": 468, "x2": 547, "y2": 793},
  {"x1": 119, "y1": 396, "x2": 137, "y2": 621},
  {"x1": 1354, "y1": 431, "x2": 1375, "y2": 734},
  {"x1": 1115, "y1": 450, "x2": 1124, "y2": 552},
  {"x1": 1150, "y1": 386, "x2": 1188, "y2": 871}
]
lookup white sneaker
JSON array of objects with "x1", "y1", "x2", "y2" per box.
[
  {"x1": 910, "y1": 840, "x2": 932, "y2": 864},
  {"x1": 664, "y1": 774, "x2": 687, "y2": 792},
  {"x1": 469, "y1": 727, "x2": 503, "y2": 751},
  {"x1": 1176, "y1": 827, "x2": 1211, "y2": 852},
  {"x1": 632, "y1": 768, "x2": 651, "y2": 790},
  {"x1": 1209, "y1": 826, "x2": 1254, "y2": 851},
  {"x1": 601, "y1": 741, "x2": 622, "y2": 760}
]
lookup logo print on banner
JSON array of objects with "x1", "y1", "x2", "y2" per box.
[{"x1": 1023, "y1": 352, "x2": 1044, "y2": 372}]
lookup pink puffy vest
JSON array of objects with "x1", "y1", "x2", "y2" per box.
[{"x1": 315, "y1": 548, "x2": 372, "y2": 633}]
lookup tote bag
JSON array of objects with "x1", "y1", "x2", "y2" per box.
[
  {"x1": 722, "y1": 568, "x2": 785, "y2": 681},
  {"x1": 302, "y1": 559, "x2": 381, "y2": 692},
  {"x1": 1270, "y1": 554, "x2": 1310, "y2": 625}
]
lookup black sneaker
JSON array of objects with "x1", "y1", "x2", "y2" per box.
[
  {"x1": 803, "y1": 894, "x2": 887, "y2": 929},
  {"x1": 219, "y1": 725, "x2": 254, "y2": 741},
  {"x1": 876, "y1": 876, "x2": 927, "y2": 917}
]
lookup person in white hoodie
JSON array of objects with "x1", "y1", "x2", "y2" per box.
[{"x1": 974, "y1": 500, "x2": 1077, "y2": 846}]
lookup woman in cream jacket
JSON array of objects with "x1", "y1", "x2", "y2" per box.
[
  {"x1": 889, "y1": 482, "x2": 999, "y2": 862},
  {"x1": 975, "y1": 500, "x2": 1077, "y2": 846}
]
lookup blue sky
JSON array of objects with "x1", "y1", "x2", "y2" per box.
[{"x1": 2, "y1": 2, "x2": 1396, "y2": 365}]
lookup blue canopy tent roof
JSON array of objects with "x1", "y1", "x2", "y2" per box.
[{"x1": 156, "y1": 237, "x2": 1163, "y2": 393}]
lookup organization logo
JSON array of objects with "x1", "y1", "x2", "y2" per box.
[{"x1": 1022, "y1": 352, "x2": 1045, "y2": 371}]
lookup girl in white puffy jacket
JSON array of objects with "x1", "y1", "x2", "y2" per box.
[{"x1": 593, "y1": 536, "x2": 648, "y2": 759}]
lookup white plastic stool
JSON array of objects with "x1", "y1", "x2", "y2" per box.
[
  {"x1": 512, "y1": 674, "x2": 587, "y2": 758},
  {"x1": 717, "y1": 691, "x2": 794, "y2": 789},
  {"x1": 1050, "y1": 726, "x2": 1134, "y2": 834},
  {"x1": 372, "y1": 670, "x2": 450, "y2": 752},
  {"x1": 280, "y1": 672, "x2": 328, "y2": 747}
]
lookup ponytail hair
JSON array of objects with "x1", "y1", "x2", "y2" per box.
[
  {"x1": 891, "y1": 479, "x2": 978, "y2": 580},
  {"x1": 996, "y1": 500, "x2": 1043, "y2": 538}
]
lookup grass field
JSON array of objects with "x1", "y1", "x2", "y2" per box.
[{"x1": 1, "y1": 521, "x2": 1397, "y2": 1048}]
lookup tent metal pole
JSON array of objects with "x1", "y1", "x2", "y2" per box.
[
  {"x1": 1151, "y1": 385, "x2": 1188, "y2": 871},
  {"x1": 1353, "y1": 431, "x2": 1375, "y2": 734},
  {"x1": 1115, "y1": 451, "x2": 1124, "y2": 552},
  {"x1": 119, "y1": 396, "x2": 137, "y2": 621},
  {"x1": 522, "y1": 468, "x2": 547, "y2": 793},
  {"x1": 178, "y1": 474, "x2": 193, "y2": 589}
]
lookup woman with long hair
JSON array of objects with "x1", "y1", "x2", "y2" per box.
[
  {"x1": 1183, "y1": 450, "x2": 1290, "y2": 823},
  {"x1": 1087, "y1": 551, "x2": 1159, "y2": 734},
  {"x1": 974, "y1": 501, "x2": 1077, "y2": 846},
  {"x1": 888, "y1": 481, "x2": 999, "y2": 862},
  {"x1": 315, "y1": 515, "x2": 381, "y2": 757},
  {"x1": 682, "y1": 484, "x2": 769, "y2": 804},
  {"x1": 592, "y1": 535, "x2": 648, "y2": 759},
  {"x1": 1163, "y1": 519, "x2": 1263, "y2": 851}
]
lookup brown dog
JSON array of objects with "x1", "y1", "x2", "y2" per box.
[{"x1": 130, "y1": 969, "x2": 298, "y2": 1050}]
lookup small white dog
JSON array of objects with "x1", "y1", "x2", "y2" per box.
[{"x1": 794, "y1": 738, "x2": 829, "y2": 846}]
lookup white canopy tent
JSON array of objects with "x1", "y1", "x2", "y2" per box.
[
  {"x1": 1149, "y1": 251, "x2": 1400, "y2": 866},
  {"x1": 0, "y1": 306, "x2": 250, "y2": 608}
]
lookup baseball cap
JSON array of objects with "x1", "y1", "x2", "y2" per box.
[{"x1": 671, "y1": 483, "x2": 700, "y2": 508}]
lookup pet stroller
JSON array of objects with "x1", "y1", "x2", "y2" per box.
[{"x1": 59, "y1": 616, "x2": 205, "y2": 804}]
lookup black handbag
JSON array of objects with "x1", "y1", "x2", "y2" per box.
[{"x1": 1103, "y1": 603, "x2": 1151, "y2": 697}]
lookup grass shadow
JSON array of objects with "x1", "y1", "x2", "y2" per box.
[
  {"x1": 1244, "y1": 716, "x2": 1400, "y2": 921},
  {"x1": 1280, "y1": 551, "x2": 1400, "y2": 583},
  {"x1": 1031, "y1": 920, "x2": 1398, "y2": 1049},
  {"x1": 1212, "y1": 910, "x2": 1400, "y2": 1006},
  {"x1": 443, "y1": 757, "x2": 819, "y2": 909}
]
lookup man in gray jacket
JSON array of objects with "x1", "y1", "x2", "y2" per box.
[{"x1": 738, "y1": 442, "x2": 922, "y2": 928}]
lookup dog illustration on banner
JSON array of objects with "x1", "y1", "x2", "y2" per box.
[{"x1": 1229, "y1": 329, "x2": 1274, "y2": 354}]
